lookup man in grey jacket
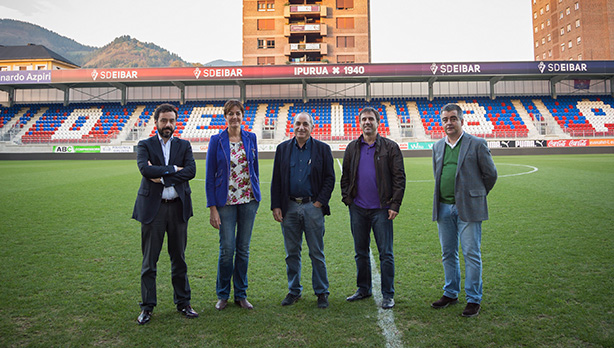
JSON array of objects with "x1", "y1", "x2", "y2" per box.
[{"x1": 431, "y1": 103, "x2": 497, "y2": 317}]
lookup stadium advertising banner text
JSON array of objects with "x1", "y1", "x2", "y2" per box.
[
  {"x1": 3, "y1": 61, "x2": 613, "y2": 85},
  {"x1": 53, "y1": 146, "x2": 133, "y2": 153}
]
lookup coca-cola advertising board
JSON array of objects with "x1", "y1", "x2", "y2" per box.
[{"x1": 547, "y1": 139, "x2": 589, "y2": 147}]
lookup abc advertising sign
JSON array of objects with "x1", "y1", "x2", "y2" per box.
[{"x1": 5, "y1": 61, "x2": 610, "y2": 85}]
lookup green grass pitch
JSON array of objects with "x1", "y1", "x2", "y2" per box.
[{"x1": 0, "y1": 154, "x2": 612, "y2": 347}]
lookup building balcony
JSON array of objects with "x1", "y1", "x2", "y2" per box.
[
  {"x1": 284, "y1": 5, "x2": 328, "y2": 18},
  {"x1": 284, "y1": 24, "x2": 327, "y2": 36},
  {"x1": 284, "y1": 43, "x2": 328, "y2": 55}
]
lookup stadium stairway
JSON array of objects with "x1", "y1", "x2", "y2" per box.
[
  {"x1": 331, "y1": 103, "x2": 344, "y2": 139},
  {"x1": 117, "y1": 105, "x2": 146, "y2": 143},
  {"x1": 382, "y1": 102, "x2": 401, "y2": 138},
  {"x1": 251, "y1": 103, "x2": 268, "y2": 140},
  {"x1": 0, "y1": 106, "x2": 27, "y2": 139},
  {"x1": 274, "y1": 103, "x2": 292, "y2": 140},
  {"x1": 511, "y1": 100, "x2": 540, "y2": 138},
  {"x1": 407, "y1": 101, "x2": 427, "y2": 139},
  {"x1": 532, "y1": 99, "x2": 569, "y2": 137},
  {"x1": 14, "y1": 106, "x2": 49, "y2": 142}
]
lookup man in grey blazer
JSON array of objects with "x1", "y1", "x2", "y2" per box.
[{"x1": 431, "y1": 103, "x2": 497, "y2": 317}]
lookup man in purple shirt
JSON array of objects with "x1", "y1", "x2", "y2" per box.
[{"x1": 340, "y1": 107, "x2": 406, "y2": 309}]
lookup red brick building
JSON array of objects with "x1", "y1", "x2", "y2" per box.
[
  {"x1": 532, "y1": 0, "x2": 614, "y2": 60},
  {"x1": 243, "y1": 0, "x2": 371, "y2": 65}
]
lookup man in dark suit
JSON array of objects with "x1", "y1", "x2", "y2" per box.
[
  {"x1": 132, "y1": 103, "x2": 198, "y2": 324},
  {"x1": 431, "y1": 103, "x2": 497, "y2": 317},
  {"x1": 271, "y1": 112, "x2": 335, "y2": 309}
]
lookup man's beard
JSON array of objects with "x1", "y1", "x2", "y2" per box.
[{"x1": 158, "y1": 127, "x2": 173, "y2": 139}]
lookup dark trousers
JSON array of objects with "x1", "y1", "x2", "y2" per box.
[{"x1": 140, "y1": 200, "x2": 191, "y2": 311}]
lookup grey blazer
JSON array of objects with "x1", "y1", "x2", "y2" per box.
[{"x1": 432, "y1": 133, "x2": 497, "y2": 222}]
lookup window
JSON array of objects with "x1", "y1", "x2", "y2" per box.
[
  {"x1": 536, "y1": 55, "x2": 540, "y2": 60},
  {"x1": 0, "y1": 66, "x2": 9, "y2": 71},
  {"x1": 540, "y1": 8, "x2": 544, "y2": 15},
  {"x1": 535, "y1": 26, "x2": 538, "y2": 33},
  {"x1": 568, "y1": 40, "x2": 572, "y2": 48},
  {"x1": 548, "y1": 34, "x2": 551, "y2": 42},
  {"x1": 546, "y1": 4, "x2": 550, "y2": 11},
  {"x1": 576, "y1": 19, "x2": 580, "y2": 27},
  {"x1": 257, "y1": 19, "x2": 275, "y2": 30},
  {"x1": 577, "y1": 36, "x2": 581, "y2": 45},
  {"x1": 566, "y1": 7, "x2": 570, "y2": 15},
  {"x1": 560, "y1": 11, "x2": 563, "y2": 19},
  {"x1": 336, "y1": 17, "x2": 355, "y2": 29},
  {"x1": 561, "y1": 43, "x2": 565, "y2": 52},
  {"x1": 257, "y1": 38, "x2": 275, "y2": 49},
  {"x1": 542, "y1": 37, "x2": 546, "y2": 44},
  {"x1": 578, "y1": 54, "x2": 582, "y2": 60},
  {"x1": 543, "y1": 53, "x2": 546, "y2": 59},
  {"x1": 561, "y1": 27, "x2": 564, "y2": 36},
  {"x1": 337, "y1": 0, "x2": 354, "y2": 9},
  {"x1": 541, "y1": 22, "x2": 544, "y2": 29},
  {"x1": 567, "y1": 24, "x2": 571, "y2": 32},
  {"x1": 575, "y1": 2, "x2": 579, "y2": 10},
  {"x1": 19, "y1": 66, "x2": 27, "y2": 70},
  {"x1": 257, "y1": 57, "x2": 275, "y2": 65},
  {"x1": 549, "y1": 49, "x2": 553, "y2": 57},
  {"x1": 337, "y1": 55, "x2": 355, "y2": 63},
  {"x1": 257, "y1": 1, "x2": 274, "y2": 11},
  {"x1": 547, "y1": 19, "x2": 550, "y2": 26},
  {"x1": 337, "y1": 36, "x2": 355, "y2": 48},
  {"x1": 535, "y1": 41, "x2": 539, "y2": 48},
  {"x1": 36, "y1": 65, "x2": 46, "y2": 70},
  {"x1": 533, "y1": 0, "x2": 536, "y2": 4},
  {"x1": 534, "y1": 12, "x2": 537, "y2": 19}
]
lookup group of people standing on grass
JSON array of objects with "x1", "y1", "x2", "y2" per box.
[{"x1": 132, "y1": 100, "x2": 497, "y2": 325}]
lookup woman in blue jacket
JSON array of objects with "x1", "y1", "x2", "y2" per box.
[{"x1": 206, "y1": 99, "x2": 260, "y2": 310}]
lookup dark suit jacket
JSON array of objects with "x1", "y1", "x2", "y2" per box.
[
  {"x1": 132, "y1": 135, "x2": 196, "y2": 225},
  {"x1": 432, "y1": 133, "x2": 497, "y2": 222},
  {"x1": 270, "y1": 137, "x2": 335, "y2": 217}
]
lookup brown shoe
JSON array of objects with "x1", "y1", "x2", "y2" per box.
[
  {"x1": 235, "y1": 298, "x2": 254, "y2": 310},
  {"x1": 215, "y1": 299, "x2": 228, "y2": 311},
  {"x1": 431, "y1": 295, "x2": 458, "y2": 309},
  {"x1": 462, "y1": 303, "x2": 480, "y2": 317}
]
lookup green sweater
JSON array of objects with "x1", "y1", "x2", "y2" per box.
[{"x1": 439, "y1": 137, "x2": 462, "y2": 204}]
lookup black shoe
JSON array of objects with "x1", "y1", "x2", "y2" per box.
[
  {"x1": 317, "y1": 294, "x2": 329, "y2": 309},
  {"x1": 382, "y1": 297, "x2": 395, "y2": 309},
  {"x1": 431, "y1": 295, "x2": 458, "y2": 309},
  {"x1": 346, "y1": 290, "x2": 372, "y2": 302},
  {"x1": 137, "y1": 310, "x2": 152, "y2": 325},
  {"x1": 281, "y1": 293, "x2": 301, "y2": 306},
  {"x1": 462, "y1": 303, "x2": 480, "y2": 317},
  {"x1": 177, "y1": 305, "x2": 199, "y2": 318}
]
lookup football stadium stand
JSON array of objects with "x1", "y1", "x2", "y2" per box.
[{"x1": 1, "y1": 96, "x2": 613, "y2": 145}]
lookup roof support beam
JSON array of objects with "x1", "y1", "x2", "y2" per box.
[
  {"x1": 489, "y1": 76, "x2": 503, "y2": 100},
  {"x1": 52, "y1": 84, "x2": 70, "y2": 106},
  {"x1": 302, "y1": 79, "x2": 308, "y2": 103},
  {"x1": 236, "y1": 81, "x2": 246, "y2": 104},
  {"x1": 0, "y1": 86, "x2": 15, "y2": 107},
  {"x1": 365, "y1": 78, "x2": 371, "y2": 102},
  {"x1": 610, "y1": 77, "x2": 614, "y2": 98},
  {"x1": 172, "y1": 82, "x2": 185, "y2": 105},
  {"x1": 110, "y1": 83, "x2": 127, "y2": 106},
  {"x1": 428, "y1": 77, "x2": 437, "y2": 101},
  {"x1": 549, "y1": 75, "x2": 568, "y2": 99}
]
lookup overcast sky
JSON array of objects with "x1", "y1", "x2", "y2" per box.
[{"x1": 0, "y1": 0, "x2": 535, "y2": 64}]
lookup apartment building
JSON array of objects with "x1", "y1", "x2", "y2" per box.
[
  {"x1": 243, "y1": 0, "x2": 371, "y2": 65},
  {"x1": 532, "y1": 0, "x2": 614, "y2": 60}
]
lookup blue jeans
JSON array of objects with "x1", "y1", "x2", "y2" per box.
[
  {"x1": 281, "y1": 200, "x2": 329, "y2": 296},
  {"x1": 437, "y1": 203, "x2": 483, "y2": 304},
  {"x1": 216, "y1": 200, "x2": 259, "y2": 300},
  {"x1": 349, "y1": 203, "x2": 395, "y2": 299}
]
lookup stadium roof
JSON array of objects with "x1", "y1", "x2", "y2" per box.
[{"x1": 0, "y1": 44, "x2": 78, "y2": 67}]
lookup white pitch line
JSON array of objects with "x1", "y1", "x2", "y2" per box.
[{"x1": 336, "y1": 158, "x2": 404, "y2": 348}]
